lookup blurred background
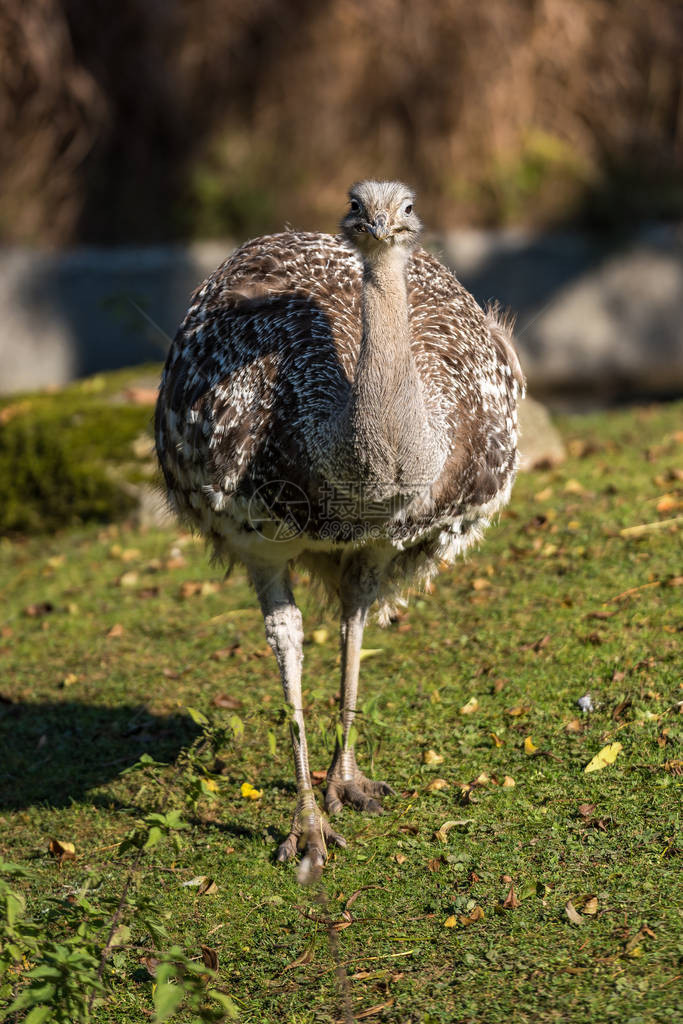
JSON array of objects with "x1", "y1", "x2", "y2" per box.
[{"x1": 1, "y1": 0, "x2": 682, "y2": 403}]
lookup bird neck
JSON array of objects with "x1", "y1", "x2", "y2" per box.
[{"x1": 343, "y1": 247, "x2": 441, "y2": 492}]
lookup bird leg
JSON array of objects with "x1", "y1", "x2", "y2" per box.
[
  {"x1": 250, "y1": 566, "x2": 345, "y2": 876},
  {"x1": 325, "y1": 587, "x2": 395, "y2": 816}
]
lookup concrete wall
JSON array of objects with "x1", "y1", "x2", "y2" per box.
[{"x1": 1, "y1": 228, "x2": 682, "y2": 403}]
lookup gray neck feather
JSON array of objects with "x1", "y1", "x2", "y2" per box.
[{"x1": 321, "y1": 246, "x2": 444, "y2": 497}]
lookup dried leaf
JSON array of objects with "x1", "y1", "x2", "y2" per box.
[
  {"x1": 197, "y1": 877, "x2": 218, "y2": 895},
  {"x1": 284, "y1": 943, "x2": 315, "y2": 970},
  {"x1": 506, "y1": 704, "x2": 529, "y2": 717},
  {"x1": 584, "y1": 742, "x2": 623, "y2": 773},
  {"x1": 578, "y1": 803, "x2": 596, "y2": 818},
  {"x1": 443, "y1": 915, "x2": 457, "y2": 928},
  {"x1": 582, "y1": 897, "x2": 599, "y2": 915},
  {"x1": 427, "y1": 778, "x2": 449, "y2": 791},
  {"x1": 201, "y1": 945, "x2": 219, "y2": 971},
  {"x1": 434, "y1": 819, "x2": 473, "y2": 842},
  {"x1": 312, "y1": 628, "x2": 328, "y2": 644},
  {"x1": 490, "y1": 732, "x2": 503, "y2": 747},
  {"x1": 24, "y1": 601, "x2": 54, "y2": 617},
  {"x1": 472, "y1": 578, "x2": 491, "y2": 591},
  {"x1": 564, "y1": 478, "x2": 586, "y2": 495},
  {"x1": 212, "y1": 692, "x2": 242, "y2": 709},
  {"x1": 118, "y1": 571, "x2": 139, "y2": 588},
  {"x1": 502, "y1": 775, "x2": 516, "y2": 788},
  {"x1": 107, "y1": 623, "x2": 125, "y2": 638},
  {"x1": 422, "y1": 749, "x2": 444, "y2": 765},
  {"x1": 565, "y1": 900, "x2": 584, "y2": 926},
  {"x1": 395, "y1": 853, "x2": 407, "y2": 865},
  {"x1": 359, "y1": 648, "x2": 383, "y2": 661},
  {"x1": 565, "y1": 718, "x2": 582, "y2": 733},
  {"x1": 48, "y1": 839, "x2": 76, "y2": 863},
  {"x1": 502, "y1": 885, "x2": 520, "y2": 909},
  {"x1": 460, "y1": 696, "x2": 479, "y2": 714},
  {"x1": 524, "y1": 736, "x2": 538, "y2": 755},
  {"x1": 459, "y1": 905, "x2": 485, "y2": 926}
]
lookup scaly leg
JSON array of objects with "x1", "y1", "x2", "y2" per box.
[
  {"x1": 325, "y1": 558, "x2": 395, "y2": 815},
  {"x1": 250, "y1": 565, "x2": 345, "y2": 876}
]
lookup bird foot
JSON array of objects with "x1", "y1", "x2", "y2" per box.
[
  {"x1": 325, "y1": 751, "x2": 396, "y2": 816},
  {"x1": 276, "y1": 789, "x2": 346, "y2": 882}
]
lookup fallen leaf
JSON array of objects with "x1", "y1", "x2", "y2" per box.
[
  {"x1": 312, "y1": 628, "x2": 328, "y2": 644},
  {"x1": 24, "y1": 601, "x2": 54, "y2": 618},
  {"x1": 565, "y1": 900, "x2": 584, "y2": 926},
  {"x1": 459, "y1": 905, "x2": 484, "y2": 926},
  {"x1": 502, "y1": 885, "x2": 520, "y2": 909},
  {"x1": 240, "y1": 782, "x2": 262, "y2": 799},
  {"x1": 460, "y1": 696, "x2": 479, "y2": 715},
  {"x1": 359, "y1": 648, "x2": 383, "y2": 661},
  {"x1": 578, "y1": 803, "x2": 596, "y2": 818},
  {"x1": 472, "y1": 578, "x2": 491, "y2": 591},
  {"x1": 582, "y1": 897, "x2": 599, "y2": 915},
  {"x1": 565, "y1": 718, "x2": 582, "y2": 733},
  {"x1": 211, "y1": 693, "x2": 243, "y2": 709},
  {"x1": 422, "y1": 749, "x2": 444, "y2": 765},
  {"x1": 502, "y1": 775, "x2": 516, "y2": 788},
  {"x1": 656, "y1": 493, "x2": 680, "y2": 514},
  {"x1": 584, "y1": 741, "x2": 623, "y2": 773},
  {"x1": 197, "y1": 877, "x2": 218, "y2": 895},
  {"x1": 490, "y1": 732, "x2": 503, "y2": 747},
  {"x1": 524, "y1": 736, "x2": 538, "y2": 755},
  {"x1": 118, "y1": 571, "x2": 139, "y2": 588},
  {"x1": 427, "y1": 778, "x2": 449, "y2": 791},
  {"x1": 443, "y1": 915, "x2": 457, "y2": 928},
  {"x1": 107, "y1": 623, "x2": 125, "y2": 638},
  {"x1": 310, "y1": 769, "x2": 327, "y2": 785},
  {"x1": 534, "y1": 487, "x2": 553, "y2": 502},
  {"x1": 284, "y1": 943, "x2": 315, "y2": 970},
  {"x1": 210, "y1": 645, "x2": 242, "y2": 661},
  {"x1": 201, "y1": 945, "x2": 218, "y2": 971},
  {"x1": 48, "y1": 839, "x2": 76, "y2": 863},
  {"x1": 427, "y1": 857, "x2": 443, "y2": 872},
  {"x1": 506, "y1": 704, "x2": 529, "y2": 717},
  {"x1": 395, "y1": 853, "x2": 407, "y2": 865},
  {"x1": 564, "y1": 478, "x2": 586, "y2": 495},
  {"x1": 61, "y1": 673, "x2": 78, "y2": 688},
  {"x1": 434, "y1": 819, "x2": 473, "y2": 842}
]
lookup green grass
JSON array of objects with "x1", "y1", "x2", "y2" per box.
[{"x1": 0, "y1": 400, "x2": 681, "y2": 1023}]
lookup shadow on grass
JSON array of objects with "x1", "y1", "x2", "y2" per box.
[{"x1": 0, "y1": 699, "x2": 200, "y2": 809}]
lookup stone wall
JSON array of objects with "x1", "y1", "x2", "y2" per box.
[{"x1": 1, "y1": 229, "x2": 682, "y2": 404}]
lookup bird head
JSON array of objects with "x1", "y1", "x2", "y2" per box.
[{"x1": 340, "y1": 180, "x2": 422, "y2": 257}]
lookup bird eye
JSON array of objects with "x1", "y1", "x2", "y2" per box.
[
  {"x1": 404, "y1": 203, "x2": 413, "y2": 215},
  {"x1": 349, "y1": 199, "x2": 361, "y2": 214}
]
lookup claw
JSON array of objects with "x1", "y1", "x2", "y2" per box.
[
  {"x1": 276, "y1": 793, "x2": 346, "y2": 876},
  {"x1": 325, "y1": 758, "x2": 396, "y2": 816}
]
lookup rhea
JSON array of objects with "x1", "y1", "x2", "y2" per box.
[{"x1": 155, "y1": 181, "x2": 524, "y2": 876}]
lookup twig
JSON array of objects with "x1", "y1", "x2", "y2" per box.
[
  {"x1": 87, "y1": 846, "x2": 143, "y2": 1013},
  {"x1": 619, "y1": 516, "x2": 683, "y2": 538},
  {"x1": 316, "y1": 885, "x2": 355, "y2": 1024},
  {"x1": 606, "y1": 580, "x2": 661, "y2": 603}
]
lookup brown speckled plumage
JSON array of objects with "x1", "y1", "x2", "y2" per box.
[{"x1": 155, "y1": 182, "x2": 524, "y2": 875}]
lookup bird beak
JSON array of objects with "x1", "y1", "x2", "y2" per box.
[{"x1": 368, "y1": 213, "x2": 390, "y2": 240}]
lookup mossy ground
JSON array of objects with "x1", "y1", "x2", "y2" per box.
[
  {"x1": 0, "y1": 398, "x2": 681, "y2": 1023},
  {"x1": 0, "y1": 368, "x2": 159, "y2": 534}
]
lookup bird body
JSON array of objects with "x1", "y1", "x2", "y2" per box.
[{"x1": 156, "y1": 182, "x2": 524, "y2": 876}]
